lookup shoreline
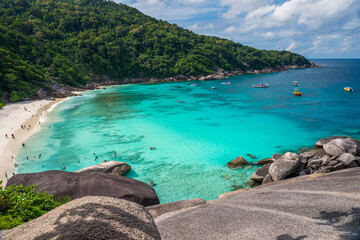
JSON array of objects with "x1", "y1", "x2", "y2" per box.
[
  {"x1": 0, "y1": 64, "x2": 319, "y2": 186},
  {"x1": 0, "y1": 98, "x2": 68, "y2": 186}
]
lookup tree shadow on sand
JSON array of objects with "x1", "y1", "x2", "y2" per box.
[
  {"x1": 33, "y1": 202, "x2": 160, "y2": 240},
  {"x1": 315, "y1": 207, "x2": 360, "y2": 240},
  {"x1": 276, "y1": 235, "x2": 307, "y2": 240}
]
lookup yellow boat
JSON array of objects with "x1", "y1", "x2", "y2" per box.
[
  {"x1": 344, "y1": 87, "x2": 353, "y2": 92},
  {"x1": 293, "y1": 89, "x2": 302, "y2": 96}
]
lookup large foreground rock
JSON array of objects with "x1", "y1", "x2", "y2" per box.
[
  {"x1": 146, "y1": 198, "x2": 206, "y2": 219},
  {"x1": 2, "y1": 196, "x2": 161, "y2": 240},
  {"x1": 6, "y1": 171, "x2": 159, "y2": 207},
  {"x1": 268, "y1": 152, "x2": 301, "y2": 181},
  {"x1": 323, "y1": 138, "x2": 360, "y2": 157},
  {"x1": 155, "y1": 168, "x2": 360, "y2": 240},
  {"x1": 76, "y1": 161, "x2": 131, "y2": 176}
]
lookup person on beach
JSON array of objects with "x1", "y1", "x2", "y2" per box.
[
  {"x1": 11, "y1": 134, "x2": 14, "y2": 139},
  {"x1": 5, "y1": 134, "x2": 8, "y2": 138},
  {"x1": 5, "y1": 172, "x2": 8, "y2": 180},
  {"x1": 22, "y1": 143, "x2": 25, "y2": 147}
]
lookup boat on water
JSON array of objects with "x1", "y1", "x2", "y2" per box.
[
  {"x1": 210, "y1": 87, "x2": 217, "y2": 89},
  {"x1": 221, "y1": 81, "x2": 231, "y2": 85},
  {"x1": 294, "y1": 81, "x2": 299, "y2": 86},
  {"x1": 253, "y1": 84, "x2": 269, "y2": 88},
  {"x1": 190, "y1": 83, "x2": 197, "y2": 86},
  {"x1": 344, "y1": 87, "x2": 353, "y2": 92},
  {"x1": 293, "y1": 89, "x2": 302, "y2": 96}
]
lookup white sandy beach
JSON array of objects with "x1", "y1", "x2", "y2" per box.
[{"x1": 0, "y1": 98, "x2": 67, "y2": 186}]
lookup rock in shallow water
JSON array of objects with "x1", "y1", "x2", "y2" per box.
[
  {"x1": 76, "y1": 161, "x2": 131, "y2": 176},
  {"x1": 254, "y1": 158, "x2": 274, "y2": 165},
  {"x1": 6, "y1": 171, "x2": 159, "y2": 207},
  {"x1": 227, "y1": 156, "x2": 248, "y2": 169}
]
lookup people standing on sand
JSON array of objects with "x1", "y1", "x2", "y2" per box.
[
  {"x1": 11, "y1": 134, "x2": 14, "y2": 139},
  {"x1": 5, "y1": 134, "x2": 8, "y2": 138}
]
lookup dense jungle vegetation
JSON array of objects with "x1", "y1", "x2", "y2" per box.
[{"x1": 0, "y1": 0, "x2": 310, "y2": 102}]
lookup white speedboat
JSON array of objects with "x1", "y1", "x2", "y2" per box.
[
  {"x1": 294, "y1": 81, "x2": 299, "y2": 86},
  {"x1": 344, "y1": 87, "x2": 353, "y2": 92},
  {"x1": 221, "y1": 81, "x2": 231, "y2": 85},
  {"x1": 190, "y1": 83, "x2": 197, "y2": 86}
]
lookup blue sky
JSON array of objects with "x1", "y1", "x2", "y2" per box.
[{"x1": 115, "y1": 0, "x2": 360, "y2": 58}]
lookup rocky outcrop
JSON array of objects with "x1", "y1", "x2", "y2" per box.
[
  {"x1": 6, "y1": 170, "x2": 159, "y2": 207},
  {"x1": 76, "y1": 161, "x2": 131, "y2": 176},
  {"x1": 154, "y1": 168, "x2": 360, "y2": 240},
  {"x1": 227, "y1": 156, "x2": 248, "y2": 169},
  {"x1": 249, "y1": 136, "x2": 360, "y2": 186},
  {"x1": 36, "y1": 88, "x2": 47, "y2": 99},
  {"x1": 315, "y1": 136, "x2": 351, "y2": 148},
  {"x1": 323, "y1": 138, "x2": 360, "y2": 156},
  {"x1": 250, "y1": 164, "x2": 271, "y2": 183},
  {"x1": 269, "y1": 152, "x2": 301, "y2": 181},
  {"x1": 146, "y1": 198, "x2": 206, "y2": 219},
  {"x1": 2, "y1": 196, "x2": 161, "y2": 240}
]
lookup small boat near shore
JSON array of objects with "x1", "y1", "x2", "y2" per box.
[
  {"x1": 221, "y1": 81, "x2": 231, "y2": 85},
  {"x1": 253, "y1": 84, "x2": 269, "y2": 88},
  {"x1": 294, "y1": 81, "x2": 299, "y2": 86},
  {"x1": 210, "y1": 87, "x2": 217, "y2": 89},
  {"x1": 293, "y1": 89, "x2": 302, "y2": 96},
  {"x1": 344, "y1": 87, "x2": 353, "y2": 92},
  {"x1": 190, "y1": 83, "x2": 197, "y2": 87}
]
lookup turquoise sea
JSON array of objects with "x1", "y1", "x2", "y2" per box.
[{"x1": 17, "y1": 59, "x2": 360, "y2": 203}]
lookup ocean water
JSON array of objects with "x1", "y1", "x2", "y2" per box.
[{"x1": 17, "y1": 59, "x2": 360, "y2": 203}]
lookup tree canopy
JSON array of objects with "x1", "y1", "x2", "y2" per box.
[{"x1": 0, "y1": 0, "x2": 310, "y2": 101}]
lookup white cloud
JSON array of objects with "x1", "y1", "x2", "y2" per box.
[
  {"x1": 188, "y1": 23, "x2": 215, "y2": 31},
  {"x1": 144, "y1": 0, "x2": 160, "y2": 6},
  {"x1": 183, "y1": 0, "x2": 205, "y2": 3},
  {"x1": 286, "y1": 41, "x2": 296, "y2": 51},
  {"x1": 343, "y1": 18, "x2": 360, "y2": 30},
  {"x1": 220, "y1": 0, "x2": 273, "y2": 19},
  {"x1": 224, "y1": 25, "x2": 236, "y2": 34},
  {"x1": 261, "y1": 32, "x2": 275, "y2": 38}
]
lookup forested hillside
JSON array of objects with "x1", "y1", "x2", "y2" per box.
[{"x1": 0, "y1": 0, "x2": 310, "y2": 102}]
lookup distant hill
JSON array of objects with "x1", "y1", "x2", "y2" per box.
[{"x1": 0, "y1": 0, "x2": 310, "y2": 102}]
